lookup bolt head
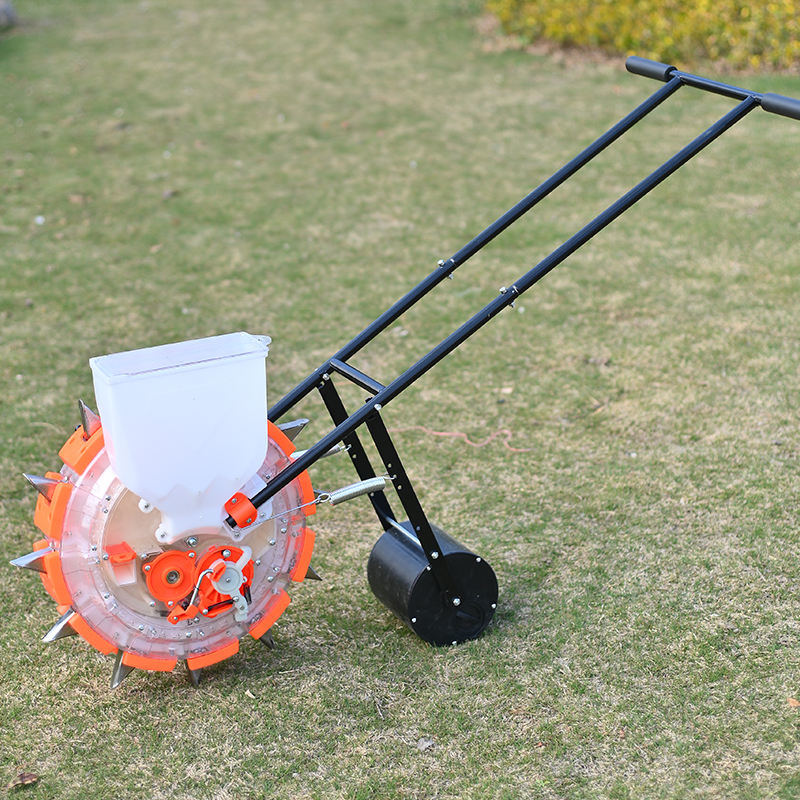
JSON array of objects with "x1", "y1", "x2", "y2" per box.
[{"x1": 452, "y1": 597, "x2": 461, "y2": 606}]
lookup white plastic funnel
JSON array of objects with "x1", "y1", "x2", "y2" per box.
[{"x1": 90, "y1": 332, "x2": 270, "y2": 542}]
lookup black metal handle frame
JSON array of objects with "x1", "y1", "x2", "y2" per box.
[{"x1": 226, "y1": 57, "x2": 798, "y2": 591}]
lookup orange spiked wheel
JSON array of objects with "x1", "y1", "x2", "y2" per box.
[{"x1": 24, "y1": 418, "x2": 316, "y2": 685}]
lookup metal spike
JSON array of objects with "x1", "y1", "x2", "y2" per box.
[
  {"x1": 42, "y1": 609, "x2": 78, "y2": 642},
  {"x1": 10, "y1": 546, "x2": 53, "y2": 573},
  {"x1": 259, "y1": 630, "x2": 275, "y2": 650},
  {"x1": 277, "y1": 418, "x2": 309, "y2": 442},
  {"x1": 305, "y1": 564, "x2": 323, "y2": 581},
  {"x1": 110, "y1": 651, "x2": 135, "y2": 689},
  {"x1": 22, "y1": 473, "x2": 62, "y2": 502},
  {"x1": 78, "y1": 399, "x2": 101, "y2": 437},
  {"x1": 186, "y1": 663, "x2": 202, "y2": 688}
]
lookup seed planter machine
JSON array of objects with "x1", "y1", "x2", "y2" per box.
[{"x1": 12, "y1": 58, "x2": 800, "y2": 688}]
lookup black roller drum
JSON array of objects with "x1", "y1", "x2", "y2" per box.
[{"x1": 367, "y1": 521, "x2": 498, "y2": 646}]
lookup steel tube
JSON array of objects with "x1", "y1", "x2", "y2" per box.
[
  {"x1": 231, "y1": 96, "x2": 757, "y2": 521},
  {"x1": 267, "y1": 76, "x2": 682, "y2": 421}
]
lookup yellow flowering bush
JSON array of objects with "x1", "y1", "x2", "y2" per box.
[{"x1": 487, "y1": 0, "x2": 800, "y2": 70}]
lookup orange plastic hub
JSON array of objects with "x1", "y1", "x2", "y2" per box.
[
  {"x1": 145, "y1": 550, "x2": 197, "y2": 604},
  {"x1": 193, "y1": 545, "x2": 254, "y2": 616}
]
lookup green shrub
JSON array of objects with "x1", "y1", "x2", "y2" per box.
[{"x1": 487, "y1": 0, "x2": 800, "y2": 70}]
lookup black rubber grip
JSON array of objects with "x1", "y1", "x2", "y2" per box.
[
  {"x1": 625, "y1": 56, "x2": 676, "y2": 82},
  {"x1": 761, "y1": 92, "x2": 800, "y2": 121}
]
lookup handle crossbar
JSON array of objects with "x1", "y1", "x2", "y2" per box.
[
  {"x1": 627, "y1": 55, "x2": 800, "y2": 121},
  {"x1": 228, "y1": 58, "x2": 792, "y2": 524}
]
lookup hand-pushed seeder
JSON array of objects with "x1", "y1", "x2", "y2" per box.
[{"x1": 12, "y1": 58, "x2": 800, "y2": 687}]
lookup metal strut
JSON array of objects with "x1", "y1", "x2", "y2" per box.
[
  {"x1": 229, "y1": 91, "x2": 759, "y2": 526},
  {"x1": 227, "y1": 56, "x2": 800, "y2": 528}
]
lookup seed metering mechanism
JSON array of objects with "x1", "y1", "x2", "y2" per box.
[{"x1": 12, "y1": 58, "x2": 800, "y2": 688}]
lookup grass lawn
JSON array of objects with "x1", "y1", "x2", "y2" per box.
[{"x1": 2, "y1": 1, "x2": 800, "y2": 798}]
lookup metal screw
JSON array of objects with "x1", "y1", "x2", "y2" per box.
[
  {"x1": 269, "y1": 539, "x2": 276, "y2": 546},
  {"x1": 222, "y1": 549, "x2": 231, "y2": 558},
  {"x1": 323, "y1": 372, "x2": 330, "y2": 381},
  {"x1": 201, "y1": 608, "x2": 209, "y2": 615},
  {"x1": 185, "y1": 632, "x2": 192, "y2": 638},
  {"x1": 438, "y1": 259, "x2": 445, "y2": 266},
  {"x1": 186, "y1": 537, "x2": 197, "y2": 546},
  {"x1": 188, "y1": 551, "x2": 196, "y2": 559},
  {"x1": 475, "y1": 557, "x2": 482, "y2": 563},
  {"x1": 143, "y1": 564, "x2": 151, "y2": 572},
  {"x1": 149, "y1": 600, "x2": 155, "y2": 607},
  {"x1": 374, "y1": 403, "x2": 382, "y2": 411},
  {"x1": 167, "y1": 600, "x2": 174, "y2": 607},
  {"x1": 280, "y1": 528, "x2": 286, "y2": 535},
  {"x1": 491, "y1": 603, "x2": 497, "y2": 609},
  {"x1": 267, "y1": 576, "x2": 274, "y2": 583},
  {"x1": 90, "y1": 545, "x2": 97, "y2": 552},
  {"x1": 103, "y1": 593, "x2": 111, "y2": 600},
  {"x1": 102, "y1": 553, "x2": 109, "y2": 560},
  {"x1": 255, "y1": 559, "x2": 262, "y2": 566},
  {"x1": 411, "y1": 617, "x2": 417, "y2": 623},
  {"x1": 138, "y1": 624, "x2": 144, "y2": 631},
  {"x1": 430, "y1": 551, "x2": 439, "y2": 559},
  {"x1": 452, "y1": 597, "x2": 461, "y2": 606},
  {"x1": 451, "y1": 640, "x2": 457, "y2": 646}
]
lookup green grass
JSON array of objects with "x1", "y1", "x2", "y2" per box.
[{"x1": 2, "y1": 2, "x2": 800, "y2": 798}]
